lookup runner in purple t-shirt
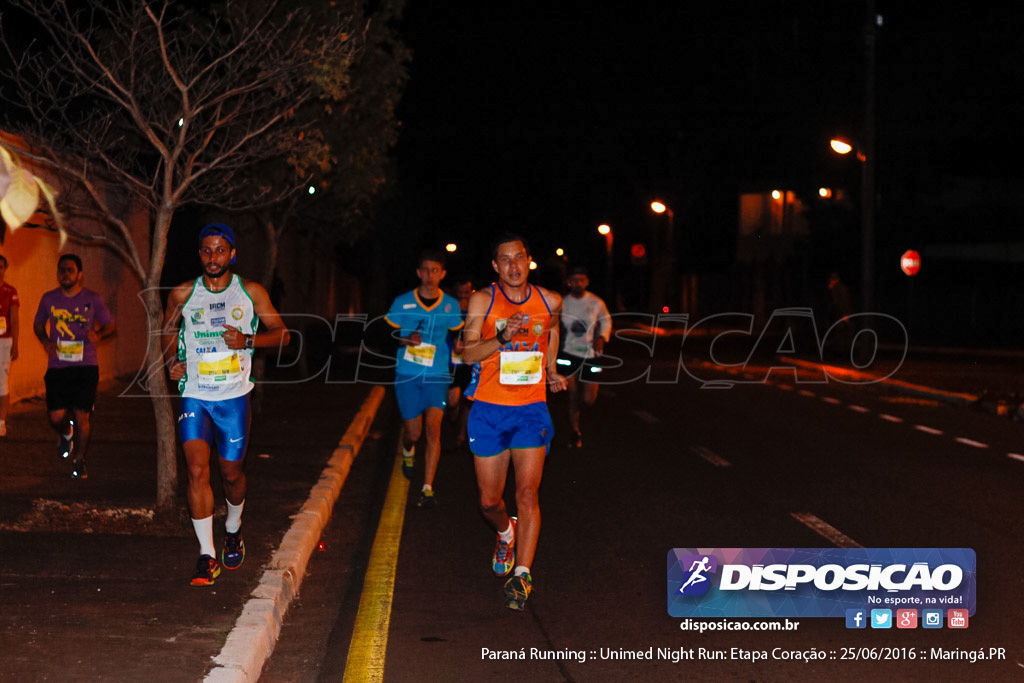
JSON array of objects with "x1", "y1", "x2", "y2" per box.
[{"x1": 32, "y1": 254, "x2": 115, "y2": 480}]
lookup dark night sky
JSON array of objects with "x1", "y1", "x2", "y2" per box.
[{"x1": 391, "y1": 2, "x2": 1023, "y2": 283}]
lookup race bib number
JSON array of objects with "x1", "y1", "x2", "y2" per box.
[
  {"x1": 198, "y1": 351, "x2": 242, "y2": 377},
  {"x1": 403, "y1": 342, "x2": 437, "y2": 368},
  {"x1": 57, "y1": 339, "x2": 84, "y2": 362},
  {"x1": 499, "y1": 350, "x2": 543, "y2": 385}
]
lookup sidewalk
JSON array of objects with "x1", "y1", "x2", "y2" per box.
[{"x1": 0, "y1": 375, "x2": 390, "y2": 682}]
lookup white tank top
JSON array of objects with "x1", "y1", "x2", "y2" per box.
[{"x1": 177, "y1": 275, "x2": 257, "y2": 400}]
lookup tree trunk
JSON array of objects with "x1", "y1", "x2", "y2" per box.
[{"x1": 138, "y1": 285, "x2": 179, "y2": 517}]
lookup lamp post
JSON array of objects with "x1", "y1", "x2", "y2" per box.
[
  {"x1": 828, "y1": 3, "x2": 879, "y2": 314},
  {"x1": 649, "y1": 200, "x2": 675, "y2": 312},
  {"x1": 830, "y1": 136, "x2": 875, "y2": 314},
  {"x1": 597, "y1": 224, "x2": 613, "y2": 302}
]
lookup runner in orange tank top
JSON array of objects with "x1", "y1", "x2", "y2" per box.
[{"x1": 462, "y1": 233, "x2": 567, "y2": 611}]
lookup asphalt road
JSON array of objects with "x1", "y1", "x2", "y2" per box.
[{"x1": 259, "y1": 335, "x2": 1024, "y2": 681}]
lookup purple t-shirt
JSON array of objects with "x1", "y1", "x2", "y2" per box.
[{"x1": 33, "y1": 288, "x2": 113, "y2": 369}]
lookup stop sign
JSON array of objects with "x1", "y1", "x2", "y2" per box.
[{"x1": 901, "y1": 249, "x2": 921, "y2": 276}]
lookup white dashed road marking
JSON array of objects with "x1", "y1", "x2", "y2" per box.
[
  {"x1": 790, "y1": 512, "x2": 863, "y2": 548},
  {"x1": 914, "y1": 425, "x2": 944, "y2": 435},
  {"x1": 691, "y1": 446, "x2": 731, "y2": 467},
  {"x1": 633, "y1": 409, "x2": 659, "y2": 424}
]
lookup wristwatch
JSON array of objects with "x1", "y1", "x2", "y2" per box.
[{"x1": 245, "y1": 334, "x2": 255, "y2": 350}]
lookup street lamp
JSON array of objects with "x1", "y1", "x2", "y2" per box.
[
  {"x1": 829, "y1": 135, "x2": 875, "y2": 313},
  {"x1": 597, "y1": 224, "x2": 613, "y2": 302}
]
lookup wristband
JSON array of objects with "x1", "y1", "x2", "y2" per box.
[
  {"x1": 245, "y1": 334, "x2": 255, "y2": 350},
  {"x1": 496, "y1": 327, "x2": 510, "y2": 345}
]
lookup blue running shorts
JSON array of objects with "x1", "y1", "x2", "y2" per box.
[
  {"x1": 178, "y1": 394, "x2": 251, "y2": 462},
  {"x1": 394, "y1": 375, "x2": 449, "y2": 420},
  {"x1": 466, "y1": 400, "x2": 553, "y2": 457}
]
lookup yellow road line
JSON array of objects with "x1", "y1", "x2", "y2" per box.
[{"x1": 343, "y1": 445, "x2": 409, "y2": 682}]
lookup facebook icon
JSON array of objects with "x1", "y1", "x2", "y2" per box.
[{"x1": 845, "y1": 609, "x2": 867, "y2": 629}]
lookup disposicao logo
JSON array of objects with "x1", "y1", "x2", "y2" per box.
[
  {"x1": 676, "y1": 555, "x2": 718, "y2": 596},
  {"x1": 667, "y1": 548, "x2": 976, "y2": 619}
]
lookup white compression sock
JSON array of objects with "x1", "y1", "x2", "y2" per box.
[
  {"x1": 225, "y1": 500, "x2": 245, "y2": 534},
  {"x1": 192, "y1": 516, "x2": 216, "y2": 558}
]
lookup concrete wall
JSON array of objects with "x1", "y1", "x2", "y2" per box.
[{"x1": 1, "y1": 164, "x2": 150, "y2": 407}]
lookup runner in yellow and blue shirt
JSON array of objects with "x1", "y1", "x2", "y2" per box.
[{"x1": 385, "y1": 250, "x2": 464, "y2": 508}]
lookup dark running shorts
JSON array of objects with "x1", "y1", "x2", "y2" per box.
[{"x1": 44, "y1": 366, "x2": 100, "y2": 412}]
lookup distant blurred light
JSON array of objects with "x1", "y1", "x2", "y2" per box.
[
  {"x1": 178, "y1": 118, "x2": 184, "y2": 127},
  {"x1": 556, "y1": 248, "x2": 565, "y2": 256},
  {"x1": 771, "y1": 190, "x2": 782, "y2": 200},
  {"x1": 446, "y1": 243, "x2": 457, "y2": 252},
  {"x1": 597, "y1": 224, "x2": 611, "y2": 235},
  {"x1": 650, "y1": 201, "x2": 667, "y2": 214},
  {"x1": 819, "y1": 187, "x2": 832, "y2": 198},
  {"x1": 662, "y1": 306, "x2": 669, "y2": 313},
  {"x1": 307, "y1": 185, "x2": 316, "y2": 195},
  {"x1": 529, "y1": 260, "x2": 537, "y2": 270},
  {"x1": 589, "y1": 366, "x2": 603, "y2": 374}
]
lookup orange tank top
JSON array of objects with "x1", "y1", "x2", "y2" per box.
[{"x1": 474, "y1": 283, "x2": 553, "y2": 406}]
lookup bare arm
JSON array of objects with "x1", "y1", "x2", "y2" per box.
[
  {"x1": 540, "y1": 288, "x2": 567, "y2": 392},
  {"x1": 594, "y1": 296, "x2": 612, "y2": 355},
  {"x1": 33, "y1": 316, "x2": 56, "y2": 357},
  {"x1": 462, "y1": 289, "x2": 513, "y2": 365},
  {"x1": 8, "y1": 303, "x2": 17, "y2": 360}
]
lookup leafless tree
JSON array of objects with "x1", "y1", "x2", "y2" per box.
[{"x1": 0, "y1": 0, "x2": 358, "y2": 514}]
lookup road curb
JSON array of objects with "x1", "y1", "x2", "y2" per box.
[{"x1": 204, "y1": 385, "x2": 386, "y2": 683}]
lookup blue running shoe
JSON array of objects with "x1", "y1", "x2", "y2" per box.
[{"x1": 222, "y1": 531, "x2": 245, "y2": 570}]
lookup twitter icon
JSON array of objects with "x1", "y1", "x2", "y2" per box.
[{"x1": 870, "y1": 609, "x2": 892, "y2": 629}]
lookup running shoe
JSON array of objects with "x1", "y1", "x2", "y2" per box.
[
  {"x1": 58, "y1": 430, "x2": 73, "y2": 459},
  {"x1": 222, "y1": 531, "x2": 245, "y2": 570},
  {"x1": 401, "y1": 449, "x2": 414, "y2": 479},
  {"x1": 491, "y1": 516, "x2": 516, "y2": 576},
  {"x1": 504, "y1": 573, "x2": 532, "y2": 611},
  {"x1": 416, "y1": 489, "x2": 436, "y2": 508},
  {"x1": 190, "y1": 554, "x2": 221, "y2": 586},
  {"x1": 71, "y1": 459, "x2": 88, "y2": 480}
]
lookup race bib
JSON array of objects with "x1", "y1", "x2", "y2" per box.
[
  {"x1": 451, "y1": 349, "x2": 464, "y2": 365},
  {"x1": 198, "y1": 351, "x2": 242, "y2": 377},
  {"x1": 403, "y1": 342, "x2": 437, "y2": 368},
  {"x1": 499, "y1": 350, "x2": 543, "y2": 385},
  {"x1": 57, "y1": 339, "x2": 84, "y2": 363}
]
